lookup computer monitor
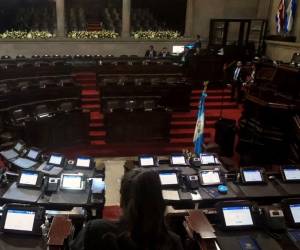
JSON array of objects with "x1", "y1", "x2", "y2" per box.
[
  {"x1": 240, "y1": 167, "x2": 265, "y2": 184},
  {"x1": 0, "y1": 204, "x2": 44, "y2": 235},
  {"x1": 159, "y1": 172, "x2": 179, "y2": 187},
  {"x1": 26, "y1": 148, "x2": 40, "y2": 161},
  {"x1": 14, "y1": 142, "x2": 24, "y2": 152},
  {"x1": 17, "y1": 170, "x2": 43, "y2": 188},
  {"x1": 138, "y1": 155, "x2": 156, "y2": 167},
  {"x1": 199, "y1": 170, "x2": 222, "y2": 186},
  {"x1": 172, "y1": 45, "x2": 185, "y2": 54},
  {"x1": 282, "y1": 199, "x2": 300, "y2": 228},
  {"x1": 216, "y1": 201, "x2": 255, "y2": 230},
  {"x1": 60, "y1": 173, "x2": 85, "y2": 191},
  {"x1": 75, "y1": 156, "x2": 92, "y2": 169},
  {"x1": 222, "y1": 206, "x2": 254, "y2": 227},
  {"x1": 200, "y1": 154, "x2": 217, "y2": 165},
  {"x1": 290, "y1": 204, "x2": 300, "y2": 224},
  {"x1": 47, "y1": 153, "x2": 64, "y2": 167},
  {"x1": 281, "y1": 166, "x2": 300, "y2": 182},
  {"x1": 170, "y1": 154, "x2": 187, "y2": 166}
]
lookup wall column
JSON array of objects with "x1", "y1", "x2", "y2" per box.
[
  {"x1": 256, "y1": 0, "x2": 272, "y2": 19},
  {"x1": 56, "y1": 0, "x2": 65, "y2": 37},
  {"x1": 184, "y1": 0, "x2": 194, "y2": 37},
  {"x1": 122, "y1": 0, "x2": 131, "y2": 38}
]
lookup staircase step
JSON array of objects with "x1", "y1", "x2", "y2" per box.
[
  {"x1": 89, "y1": 122, "x2": 104, "y2": 128},
  {"x1": 90, "y1": 111, "x2": 103, "y2": 121},
  {"x1": 81, "y1": 97, "x2": 100, "y2": 103},
  {"x1": 190, "y1": 102, "x2": 238, "y2": 110},
  {"x1": 192, "y1": 89, "x2": 231, "y2": 96},
  {"x1": 191, "y1": 96, "x2": 232, "y2": 102},
  {"x1": 90, "y1": 140, "x2": 106, "y2": 146},
  {"x1": 89, "y1": 131, "x2": 106, "y2": 137},
  {"x1": 81, "y1": 89, "x2": 99, "y2": 96},
  {"x1": 81, "y1": 104, "x2": 101, "y2": 110},
  {"x1": 171, "y1": 121, "x2": 195, "y2": 129}
]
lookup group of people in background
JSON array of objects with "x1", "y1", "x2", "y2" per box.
[{"x1": 145, "y1": 45, "x2": 170, "y2": 58}]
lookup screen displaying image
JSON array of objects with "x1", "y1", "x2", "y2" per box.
[
  {"x1": 62, "y1": 175, "x2": 82, "y2": 189},
  {"x1": 201, "y1": 155, "x2": 216, "y2": 165},
  {"x1": 14, "y1": 143, "x2": 22, "y2": 152},
  {"x1": 19, "y1": 172, "x2": 38, "y2": 185},
  {"x1": 290, "y1": 204, "x2": 300, "y2": 223},
  {"x1": 222, "y1": 206, "x2": 254, "y2": 227},
  {"x1": 159, "y1": 173, "x2": 178, "y2": 185},
  {"x1": 172, "y1": 45, "x2": 184, "y2": 54},
  {"x1": 140, "y1": 157, "x2": 154, "y2": 166},
  {"x1": 27, "y1": 150, "x2": 38, "y2": 160},
  {"x1": 91, "y1": 178, "x2": 105, "y2": 194},
  {"x1": 243, "y1": 170, "x2": 263, "y2": 182},
  {"x1": 284, "y1": 168, "x2": 300, "y2": 181},
  {"x1": 201, "y1": 171, "x2": 221, "y2": 185},
  {"x1": 171, "y1": 156, "x2": 186, "y2": 165},
  {"x1": 76, "y1": 158, "x2": 91, "y2": 168},
  {"x1": 4, "y1": 209, "x2": 35, "y2": 231},
  {"x1": 49, "y1": 155, "x2": 62, "y2": 165}
]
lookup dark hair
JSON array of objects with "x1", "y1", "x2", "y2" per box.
[
  {"x1": 120, "y1": 169, "x2": 142, "y2": 209},
  {"x1": 124, "y1": 170, "x2": 168, "y2": 248}
]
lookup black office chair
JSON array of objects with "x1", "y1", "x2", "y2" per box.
[
  {"x1": 34, "y1": 104, "x2": 53, "y2": 119},
  {"x1": 16, "y1": 54, "x2": 26, "y2": 59},
  {"x1": 124, "y1": 99, "x2": 137, "y2": 111},
  {"x1": 0, "y1": 83, "x2": 9, "y2": 95},
  {"x1": 106, "y1": 100, "x2": 121, "y2": 112},
  {"x1": 58, "y1": 78, "x2": 76, "y2": 87},
  {"x1": 16, "y1": 81, "x2": 30, "y2": 91},
  {"x1": 134, "y1": 78, "x2": 144, "y2": 86},
  {"x1": 1, "y1": 55, "x2": 11, "y2": 59},
  {"x1": 11, "y1": 108, "x2": 30, "y2": 125},
  {"x1": 58, "y1": 102, "x2": 75, "y2": 113}
]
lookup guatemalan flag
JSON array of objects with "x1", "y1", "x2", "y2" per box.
[
  {"x1": 193, "y1": 88, "x2": 207, "y2": 156},
  {"x1": 276, "y1": 0, "x2": 286, "y2": 33},
  {"x1": 285, "y1": 0, "x2": 297, "y2": 33}
]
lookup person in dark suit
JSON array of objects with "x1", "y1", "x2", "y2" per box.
[
  {"x1": 70, "y1": 169, "x2": 183, "y2": 250},
  {"x1": 145, "y1": 45, "x2": 157, "y2": 58},
  {"x1": 158, "y1": 47, "x2": 170, "y2": 58},
  {"x1": 231, "y1": 61, "x2": 245, "y2": 103}
]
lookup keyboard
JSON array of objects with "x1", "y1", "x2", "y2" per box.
[
  {"x1": 0, "y1": 149, "x2": 18, "y2": 160},
  {"x1": 12, "y1": 158, "x2": 37, "y2": 169}
]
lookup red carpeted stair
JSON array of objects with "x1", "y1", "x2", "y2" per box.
[{"x1": 68, "y1": 74, "x2": 242, "y2": 158}]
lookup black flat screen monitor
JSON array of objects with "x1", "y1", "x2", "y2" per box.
[
  {"x1": 26, "y1": 148, "x2": 40, "y2": 161},
  {"x1": 200, "y1": 154, "x2": 217, "y2": 165},
  {"x1": 240, "y1": 168, "x2": 265, "y2": 184},
  {"x1": 60, "y1": 173, "x2": 85, "y2": 191},
  {"x1": 139, "y1": 155, "x2": 156, "y2": 167},
  {"x1": 159, "y1": 172, "x2": 179, "y2": 187},
  {"x1": 0, "y1": 204, "x2": 44, "y2": 235},
  {"x1": 216, "y1": 201, "x2": 255, "y2": 230},
  {"x1": 47, "y1": 153, "x2": 64, "y2": 167},
  {"x1": 222, "y1": 206, "x2": 254, "y2": 227},
  {"x1": 282, "y1": 199, "x2": 300, "y2": 228},
  {"x1": 75, "y1": 156, "x2": 92, "y2": 169},
  {"x1": 281, "y1": 166, "x2": 300, "y2": 182},
  {"x1": 170, "y1": 154, "x2": 187, "y2": 166},
  {"x1": 17, "y1": 170, "x2": 43, "y2": 188},
  {"x1": 199, "y1": 170, "x2": 222, "y2": 186}
]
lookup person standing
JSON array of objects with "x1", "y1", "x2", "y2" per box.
[{"x1": 231, "y1": 61, "x2": 245, "y2": 103}]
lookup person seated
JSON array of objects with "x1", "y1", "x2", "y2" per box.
[
  {"x1": 158, "y1": 47, "x2": 170, "y2": 58},
  {"x1": 145, "y1": 45, "x2": 157, "y2": 59},
  {"x1": 70, "y1": 169, "x2": 183, "y2": 250}
]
